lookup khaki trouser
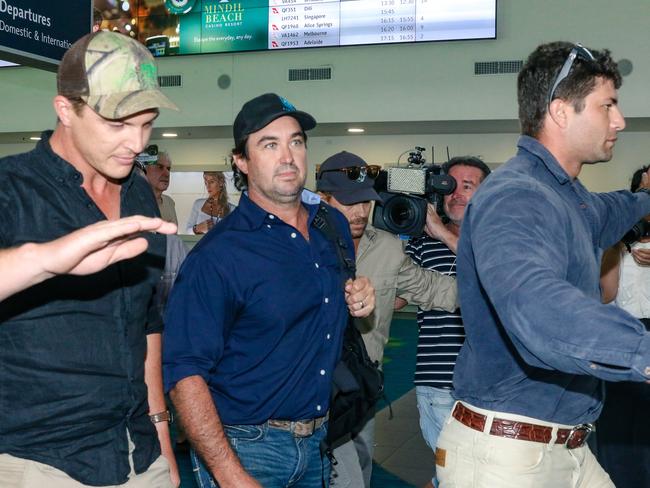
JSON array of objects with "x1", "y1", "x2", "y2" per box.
[
  {"x1": 0, "y1": 453, "x2": 174, "y2": 488},
  {"x1": 436, "y1": 402, "x2": 614, "y2": 488}
]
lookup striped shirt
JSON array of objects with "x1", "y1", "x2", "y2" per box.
[{"x1": 405, "y1": 236, "x2": 464, "y2": 388}]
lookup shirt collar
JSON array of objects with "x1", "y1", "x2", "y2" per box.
[
  {"x1": 234, "y1": 189, "x2": 322, "y2": 230},
  {"x1": 517, "y1": 135, "x2": 572, "y2": 185},
  {"x1": 36, "y1": 130, "x2": 83, "y2": 183},
  {"x1": 364, "y1": 224, "x2": 378, "y2": 241}
]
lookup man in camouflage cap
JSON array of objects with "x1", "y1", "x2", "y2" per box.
[{"x1": 0, "y1": 31, "x2": 180, "y2": 487}]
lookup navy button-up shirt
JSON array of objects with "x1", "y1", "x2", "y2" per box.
[
  {"x1": 0, "y1": 132, "x2": 166, "y2": 485},
  {"x1": 454, "y1": 136, "x2": 650, "y2": 425},
  {"x1": 163, "y1": 191, "x2": 353, "y2": 424}
]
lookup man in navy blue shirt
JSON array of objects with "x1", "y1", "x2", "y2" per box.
[
  {"x1": 163, "y1": 93, "x2": 375, "y2": 488},
  {"x1": 435, "y1": 42, "x2": 650, "y2": 488}
]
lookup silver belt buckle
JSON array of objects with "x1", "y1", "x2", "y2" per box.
[{"x1": 566, "y1": 423, "x2": 594, "y2": 449}]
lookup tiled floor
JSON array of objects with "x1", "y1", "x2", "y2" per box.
[
  {"x1": 175, "y1": 312, "x2": 434, "y2": 487},
  {"x1": 372, "y1": 389, "x2": 435, "y2": 487}
]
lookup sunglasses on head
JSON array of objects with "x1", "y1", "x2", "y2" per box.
[
  {"x1": 318, "y1": 165, "x2": 382, "y2": 182},
  {"x1": 547, "y1": 43, "x2": 596, "y2": 105}
]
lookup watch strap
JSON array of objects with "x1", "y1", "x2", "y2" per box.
[{"x1": 149, "y1": 410, "x2": 173, "y2": 424}]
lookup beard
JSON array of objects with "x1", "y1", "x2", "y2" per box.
[
  {"x1": 258, "y1": 163, "x2": 305, "y2": 204},
  {"x1": 349, "y1": 217, "x2": 368, "y2": 238}
]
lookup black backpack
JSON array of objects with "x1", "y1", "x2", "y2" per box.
[{"x1": 313, "y1": 204, "x2": 385, "y2": 449}]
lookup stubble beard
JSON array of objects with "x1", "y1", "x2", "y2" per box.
[
  {"x1": 255, "y1": 177, "x2": 305, "y2": 207},
  {"x1": 350, "y1": 218, "x2": 368, "y2": 238},
  {"x1": 270, "y1": 164, "x2": 305, "y2": 204}
]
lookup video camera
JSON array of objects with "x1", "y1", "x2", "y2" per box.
[{"x1": 372, "y1": 147, "x2": 456, "y2": 236}]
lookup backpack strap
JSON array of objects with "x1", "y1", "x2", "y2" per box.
[{"x1": 313, "y1": 203, "x2": 356, "y2": 282}]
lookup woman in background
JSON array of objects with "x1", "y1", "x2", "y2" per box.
[
  {"x1": 598, "y1": 165, "x2": 650, "y2": 488},
  {"x1": 186, "y1": 171, "x2": 235, "y2": 234}
]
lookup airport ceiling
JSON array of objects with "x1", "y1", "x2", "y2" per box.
[{"x1": 2, "y1": 117, "x2": 650, "y2": 144}]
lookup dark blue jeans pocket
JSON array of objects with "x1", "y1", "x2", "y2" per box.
[
  {"x1": 190, "y1": 449, "x2": 218, "y2": 488},
  {"x1": 190, "y1": 424, "x2": 266, "y2": 488},
  {"x1": 223, "y1": 423, "x2": 266, "y2": 449}
]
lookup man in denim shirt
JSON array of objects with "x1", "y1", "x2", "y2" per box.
[{"x1": 435, "y1": 42, "x2": 650, "y2": 488}]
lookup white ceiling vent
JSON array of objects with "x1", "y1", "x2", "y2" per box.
[
  {"x1": 158, "y1": 74, "x2": 183, "y2": 87},
  {"x1": 288, "y1": 67, "x2": 332, "y2": 82},
  {"x1": 474, "y1": 60, "x2": 523, "y2": 75}
]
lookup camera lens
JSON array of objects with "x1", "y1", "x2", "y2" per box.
[{"x1": 378, "y1": 194, "x2": 427, "y2": 235}]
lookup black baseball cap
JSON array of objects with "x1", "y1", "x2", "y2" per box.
[
  {"x1": 317, "y1": 151, "x2": 382, "y2": 205},
  {"x1": 233, "y1": 93, "x2": 316, "y2": 146}
]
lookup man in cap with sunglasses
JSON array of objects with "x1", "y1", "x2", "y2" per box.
[
  {"x1": 0, "y1": 31, "x2": 180, "y2": 487},
  {"x1": 434, "y1": 42, "x2": 650, "y2": 488},
  {"x1": 163, "y1": 94, "x2": 376, "y2": 487},
  {"x1": 316, "y1": 151, "x2": 458, "y2": 488}
]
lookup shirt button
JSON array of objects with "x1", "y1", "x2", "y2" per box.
[
  {"x1": 316, "y1": 405, "x2": 322, "y2": 412},
  {"x1": 326, "y1": 334, "x2": 331, "y2": 340},
  {"x1": 290, "y1": 232, "x2": 297, "y2": 238},
  {"x1": 590, "y1": 363, "x2": 598, "y2": 370},
  {"x1": 320, "y1": 369, "x2": 326, "y2": 376},
  {"x1": 324, "y1": 297, "x2": 329, "y2": 303},
  {"x1": 267, "y1": 224, "x2": 271, "y2": 228},
  {"x1": 580, "y1": 203, "x2": 587, "y2": 209},
  {"x1": 315, "y1": 263, "x2": 319, "y2": 268},
  {"x1": 269, "y1": 214, "x2": 275, "y2": 219},
  {"x1": 645, "y1": 366, "x2": 650, "y2": 376}
]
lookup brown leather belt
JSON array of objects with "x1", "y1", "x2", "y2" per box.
[
  {"x1": 267, "y1": 413, "x2": 328, "y2": 438},
  {"x1": 452, "y1": 402, "x2": 593, "y2": 449}
]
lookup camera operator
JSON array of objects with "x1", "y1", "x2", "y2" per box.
[
  {"x1": 315, "y1": 151, "x2": 458, "y2": 488},
  {"x1": 598, "y1": 165, "x2": 650, "y2": 488},
  {"x1": 401, "y1": 156, "x2": 490, "y2": 488}
]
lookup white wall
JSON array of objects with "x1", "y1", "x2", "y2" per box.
[
  {"x1": 1, "y1": 0, "x2": 649, "y2": 192},
  {"x1": 4, "y1": 129, "x2": 650, "y2": 194}
]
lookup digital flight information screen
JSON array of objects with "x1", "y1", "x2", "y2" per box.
[{"x1": 131, "y1": 0, "x2": 496, "y2": 56}]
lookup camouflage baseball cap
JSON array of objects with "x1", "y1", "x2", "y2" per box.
[{"x1": 57, "y1": 31, "x2": 178, "y2": 119}]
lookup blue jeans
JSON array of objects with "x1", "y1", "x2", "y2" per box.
[
  {"x1": 416, "y1": 386, "x2": 455, "y2": 487},
  {"x1": 191, "y1": 422, "x2": 330, "y2": 488}
]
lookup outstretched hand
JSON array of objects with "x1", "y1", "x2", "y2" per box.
[
  {"x1": 1, "y1": 216, "x2": 177, "y2": 301},
  {"x1": 43, "y1": 216, "x2": 177, "y2": 276}
]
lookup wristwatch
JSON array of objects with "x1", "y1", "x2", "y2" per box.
[{"x1": 149, "y1": 410, "x2": 173, "y2": 424}]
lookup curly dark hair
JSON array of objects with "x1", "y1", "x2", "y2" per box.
[
  {"x1": 630, "y1": 165, "x2": 650, "y2": 192},
  {"x1": 518, "y1": 41, "x2": 622, "y2": 138},
  {"x1": 230, "y1": 137, "x2": 249, "y2": 192},
  {"x1": 230, "y1": 132, "x2": 309, "y2": 191}
]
